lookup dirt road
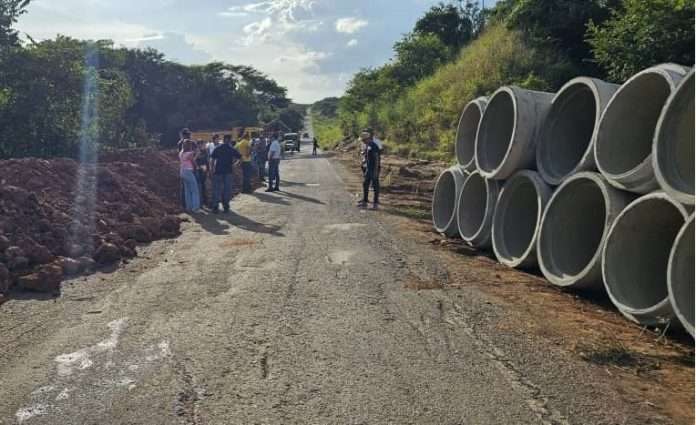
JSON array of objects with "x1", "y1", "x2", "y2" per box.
[{"x1": 0, "y1": 121, "x2": 685, "y2": 424}]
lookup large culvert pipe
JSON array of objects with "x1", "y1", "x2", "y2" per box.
[
  {"x1": 654, "y1": 69, "x2": 695, "y2": 205},
  {"x1": 432, "y1": 167, "x2": 469, "y2": 237},
  {"x1": 455, "y1": 97, "x2": 487, "y2": 170},
  {"x1": 537, "y1": 172, "x2": 633, "y2": 290},
  {"x1": 537, "y1": 77, "x2": 619, "y2": 185},
  {"x1": 668, "y1": 214, "x2": 695, "y2": 337},
  {"x1": 492, "y1": 170, "x2": 552, "y2": 269},
  {"x1": 475, "y1": 86, "x2": 554, "y2": 180},
  {"x1": 602, "y1": 193, "x2": 688, "y2": 325},
  {"x1": 456, "y1": 171, "x2": 502, "y2": 248},
  {"x1": 595, "y1": 64, "x2": 689, "y2": 194}
]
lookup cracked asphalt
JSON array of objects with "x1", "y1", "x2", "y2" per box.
[{"x1": 0, "y1": 118, "x2": 669, "y2": 424}]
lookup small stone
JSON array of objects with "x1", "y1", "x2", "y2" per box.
[
  {"x1": 78, "y1": 256, "x2": 96, "y2": 272},
  {"x1": 18, "y1": 264, "x2": 62, "y2": 293},
  {"x1": 60, "y1": 257, "x2": 82, "y2": 276}
]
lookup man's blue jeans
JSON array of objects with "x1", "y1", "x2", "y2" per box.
[
  {"x1": 212, "y1": 173, "x2": 233, "y2": 211},
  {"x1": 268, "y1": 159, "x2": 280, "y2": 190}
]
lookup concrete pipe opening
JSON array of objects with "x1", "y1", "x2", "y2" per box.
[
  {"x1": 432, "y1": 167, "x2": 468, "y2": 237},
  {"x1": 537, "y1": 78, "x2": 618, "y2": 185},
  {"x1": 654, "y1": 69, "x2": 695, "y2": 205},
  {"x1": 668, "y1": 214, "x2": 695, "y2": 337},
  {"x1": 492, "y1": 171, "x2": 552, "y2": 269},
  {"x1": 476, "y1": 86, "x2": 554, "y2": 180},
  {"x1": 602, "y1": 193, "x2": 687, "y2": 325},
  {"x1": 456, "y1": 171, "x2": 501, "y2": 248},
  {"x1": 595, "y1": 64, "x2": 688, "y2": 194},
  {"x1": 537, "y1": 172, "x2": 632, "y2": 289},
  {"x1": 455, "y1": 97, "x2": 487, "y2": 170}
]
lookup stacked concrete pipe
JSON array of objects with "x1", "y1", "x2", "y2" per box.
[
  {"x1": 668, "y1": 214, "x2": 695, "y2": 337},
  {"x1": 537, "y1": 172, "x2": 634, "y2": 290},
  {"x1": 594, "y1": 64, "x2": 689, "y2": 194},
  {"x1": 536, "y1": 77, "x2": 619, "y2": 185},
  {"x1": 654, "y1": 69, "x2": 695, "y2": 205},
  {"x1": 475, "y1": 86, "x2": 554, "y2": 180},
  {"x1": 602, "y1": 193, "x2": 689, "y2": 325},
  {"x1": 492, "y1": 171, "x2": 552, "y2": 269},
  {"x1": 456, "y1": 171, "x2": 502, "y2": 248},
  {"x1": 432, "y1": 167, "x2": 469, "y2": 237},
  {"x1": 455, "y1": 97, "x2": 487, "y2": 170}
]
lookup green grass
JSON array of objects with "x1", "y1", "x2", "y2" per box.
[{"x1": 312, "y1": 113, "x2": 344, "y2": 149}]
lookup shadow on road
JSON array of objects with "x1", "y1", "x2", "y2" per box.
[
  {"x1": 275, "y1": 190, "x2": 324, "y2": 205},
  {"x1": 190, "y1": 210, "x2": 285, "y2": 237}
]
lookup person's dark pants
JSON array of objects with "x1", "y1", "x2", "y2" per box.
[
  {"x1": 212, "y1": 173, "x2": 233, "y2": 211},
  {"x1": 363, "y1": 171, "x2": 380, "y2": 204},
  {"x1": 196, "y1": 169, "x2": 208, "y2": 206},
  {"x1": 257, "y1": 159, "x2": 266, "y2": 180},
  {"x1": 268, "y1": 159, "x2": 280, "y2": 190},
  {"x1": 312, "y1": 146, "x2": 317, "y2": 156},
  {"x1": 242, "y1": 161, "x2": 252, "y2": 193}
]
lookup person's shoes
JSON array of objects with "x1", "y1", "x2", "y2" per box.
[
  {"x1": 265, "y1": 188, "x2": 274, "y2": 192},
  {"x1": 212, "y1": 208, "x2": 220, "y2": 214},
  {"x1": 371, "y1": 203, "x2": 379, "y2": 210},
  {"x1": 357, "y1": 200, "x2": 368, "y2": 208}
]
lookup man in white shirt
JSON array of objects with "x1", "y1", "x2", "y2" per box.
[{"x1": 266, "y1": 133, "x2": 282, "y2": 192}]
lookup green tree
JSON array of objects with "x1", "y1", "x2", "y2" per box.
[
  {"x1": 587, "y1": 0, "x2": 695, "y2": 81},
  {"x1": 414, "y1": 1, "x2": 484, "y2": 50},
  {"x1": 0, "y1": 0, "x2": 29, "y2": 49},
  {"x1": 392, "y1": 33, "x2": 452, "y2": 86},
  {"x1": 493, "y1": 0, "x2": 619, "y2": 74}
]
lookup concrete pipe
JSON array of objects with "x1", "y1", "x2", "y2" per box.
[
  {"x1": 432, "y1": 166, "x2": 469, "y2": 237},
  {"x1": 456, "y1": 170, "x2": 502, "y2": 248},
  {"x1": 668, "y1": 214, "x2": 695, "y2": 337},
  {"x1": 455, "y1": 97, "x2": 487, "y2": 170},
  {"x1": 537, "y1": 77, "x2": 620, "y2": 185},
  {"x1": 602, "y1": 193, "x2": 688, "y2": 326},
  {"x1": 475, "y1": 86, "x2": 554, "y2": 180},
  {"x1": 537, "y1": 172, "x2": 633, "y2": 290},
  {"x1": 595, "y1": 64, "x2": 689, "y2": 194},
  {"x1": 654, "y1": 69, "x2": 695, "y2": 205},
  {"x1": 492, "y1": 170, "x2": 553, "y2": 269}
]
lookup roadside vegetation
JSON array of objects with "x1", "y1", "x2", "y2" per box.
[
  {"x1": 0, "y1": 0, "x2": 302, "y2": 159},
  {"x1": 313, "y1": 0, "x2": 694, "y2": 161}
]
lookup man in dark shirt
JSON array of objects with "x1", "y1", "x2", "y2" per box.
[
  {"x1": 210, "y1": 135, "x2": 242, "y2": 213},
  {"x1": 195, "y1": 140, "x2": 209, "y2": 208},
  {"x1": 358, "y1": 128, "x2": 381, "y2": 209}
]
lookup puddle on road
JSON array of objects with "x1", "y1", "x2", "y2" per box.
[{"x1": 327, "y1": 250, "x2": 356, "y2": 265}]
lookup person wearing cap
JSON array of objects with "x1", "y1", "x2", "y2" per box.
[
  {"x1": 210, "y1": 134, "x2": 242, "y2": 213},
  {"x1": 358, "y1": 128, "x2": 382, "y2": 209}
]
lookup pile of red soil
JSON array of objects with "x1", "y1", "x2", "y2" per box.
[{"x1": 0, "y1": 149, "x2": 183, "y2": 301}]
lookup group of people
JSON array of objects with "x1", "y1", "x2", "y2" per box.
[
  {"x1": 178, "y1": 126, "x2": 381, "y2": 214},
  {"x1": 177, "y1": 128, "x2": 283, "y2": 213}
]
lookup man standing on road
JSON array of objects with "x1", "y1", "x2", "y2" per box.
[
  {"x1": 195, "y1": 140, "x2": 209, "y2": 208},
  {"x1": 312, "y1": 137, "x2": 319, "y2": 156},
  {"x1": 266, "y1": 134, "x2": 281, "y2": 192},
  {"x1": 358, "y1": 128, "x2": 382, "y2": 210},
  {"x1": 237, "y1": 136, "x2": 253, "y2": 193},
  {"x1": 253, "y1": 137, "x2": 267, "y2": 182},
  {"x1": 210, "y1": 135, "x2": 242, "y2": 213}
]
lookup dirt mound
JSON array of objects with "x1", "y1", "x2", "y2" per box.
[{"x1": 0, "y1": 149, "x2": 183, "y2": 301}]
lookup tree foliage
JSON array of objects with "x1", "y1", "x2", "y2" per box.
[
  {"x1": 414, "y1": 1, "x2": 484, "y2": 51},
  {"x1": 0, "y1": 0, "x2": 28, "y2": 49},
  {"x1": 587, "y1": 0, "x2": 695, "y2": 81},
  {"x1": 0, "y1": 32, "x2": 296, "y2": 158}
]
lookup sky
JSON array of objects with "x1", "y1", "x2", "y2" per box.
[{"x1": 14, "y1": 0, "x2": 486, "y2": 103}]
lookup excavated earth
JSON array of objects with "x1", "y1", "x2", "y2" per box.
[{"x1": 0, "y1": 149, "x2": 185, "y2": 301}]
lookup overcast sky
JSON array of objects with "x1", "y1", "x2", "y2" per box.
[{"x1": 14, "y1": 0, "x2": 493, "y2": 103}]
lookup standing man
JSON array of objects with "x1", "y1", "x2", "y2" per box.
[
  {"x1": 253, "y1": 137, "x2": 267, "y2": 182},
  {"x1": 358, "y1": 128, "x2": 381, "y2": 210},
  {"x1": 312, "y1": 137, "x2": 319, "y2": 156},
  {"x1": 195, "y1": 140, "x2": 209, "y2": 208},
  {"x1": 266, "y1": 134, "x2": 282, "y2": 192},
  {"x1": 237, "y1": 136, "x2": 253, "y2": 193},
  {"x1": 210, "y1": 135, "x2": 242, "y2": 213}
]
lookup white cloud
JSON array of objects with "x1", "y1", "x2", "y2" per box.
[
  {"x1": 346, "y1": 38, "x2": 358, "y2": 47},
  {"x1": 335, "y1": 17, "x2": 367, "y2": 34}
]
